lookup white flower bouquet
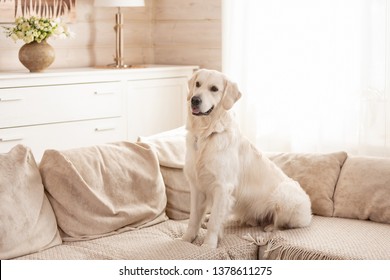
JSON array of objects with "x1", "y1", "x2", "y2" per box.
[{"x1": 3, "y1": 16, "x2": 74, "y2": 44}]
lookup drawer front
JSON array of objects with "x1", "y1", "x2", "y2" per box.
[
  {"x1": 0, "y1": 82, "x2": 123, "y2": 128},
  {"x1": 0, "y1": 117, "x2": 126, "y2": 161}
]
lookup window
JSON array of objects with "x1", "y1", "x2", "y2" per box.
[{"x1": 223, "y1": 0, "x2": 390, "y2": 156}]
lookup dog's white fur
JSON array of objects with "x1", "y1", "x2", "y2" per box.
[{"x1": 181, "y1": 69, "x2": 312, "y2": 248}]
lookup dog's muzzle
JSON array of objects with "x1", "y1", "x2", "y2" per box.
[{"x1": 191, "y1": 96, "x2": 214, "y2": 116}]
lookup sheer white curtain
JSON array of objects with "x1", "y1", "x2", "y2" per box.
[{"x1": 222, "y1": 0, "x2": 390, "y2": 156}]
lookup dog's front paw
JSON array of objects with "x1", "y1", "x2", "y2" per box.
[
  {"x1": 203, "y1": 235, "x2": 218, "y2": 249},
  {"x1": 180, "y1": 232, "x2": 197, "y2": 243},
  {"x1": 201, "y1": 242, "x2": 218, "y2": 249}
]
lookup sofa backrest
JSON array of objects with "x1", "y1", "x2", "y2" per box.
[
  {"x1": 333, "y1": 155, "x2": 390, "y2": 224},
  {"x1": 268, "y1": 152, "x2": 347, "y2": 217},
  {"x1": 139, "y1": 127, "x2": 390, "y2": 225}
]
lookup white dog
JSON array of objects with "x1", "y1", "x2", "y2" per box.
[{"x1": 181, "y1": 69, "x2": 312, "y2": 248}]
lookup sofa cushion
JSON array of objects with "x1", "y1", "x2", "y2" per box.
[
  {"x1": 333, "y1": 156, "x2": 390, "y2": 224},
  {"x1": 268, "y1": 152, "x2": 347, "y2": 217},
  {"x1": 39, "y1": 142, "x2": 168, "y2": 241},
  {"x1": 139, "y1": 127, "x2": 189, "y2": 220},
  {"x1": 256, "y1": 216, "x2": 390, "y2": 260},
  {"x1": 14, "y1": 220, "x2": 258, "y2": 260},
  {"x1": 0, "y1": 145, "x2": 62, "y2": 259}
]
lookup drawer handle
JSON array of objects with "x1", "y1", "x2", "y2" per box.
[
  {"x1": 95, "y1": 126, "x2": 116, "y2": 132},
  {"x1": 94, "y1": 91, "x2": 115, "y2": 95},
  {"x1": 0, "y1": 97, "x2": 22, "y2": 102},
  {"x1": 0, "y1": 135, "x2": 24, "y2": 142}
]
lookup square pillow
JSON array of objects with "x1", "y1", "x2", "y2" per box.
[
  {"x1": 333, "y1": 156, "x2": 390, "y2": 224},
  {"x1": 138, "y1": 126, "x2": 186, "y2": 169},
  {"x1": 0, "y1": 145, "x2": 62, "y2": 259},
  {"x1": 138, "y1": 127, "x2": 190, "y2": 220},
  {"x1": 160, "y1": 166, "x2": 191, "y2": 219},
  {"x1": 268, "y1": 152, "x2": 347, "y2": 217},
  {"x1": 39, "y1": 142, "x2": 168, "y2": 241}
]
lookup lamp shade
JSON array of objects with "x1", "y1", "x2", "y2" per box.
[{"x1": 94, "y1": 0, "x2": 144, "y2": 7}]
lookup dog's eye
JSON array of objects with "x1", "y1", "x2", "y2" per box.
[
  {"x1": 210, "y1": 86, "x2": 219, "y2": 92},
  {"x1": 196, "y1": 81, "x2": 201, "y2": 88}
]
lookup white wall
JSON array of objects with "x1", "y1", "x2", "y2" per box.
[{"x1": 0, "y1": 0, "x2": 221, "y2": 71}]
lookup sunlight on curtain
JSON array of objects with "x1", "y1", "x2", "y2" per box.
[{"x1": 222, "y1": 0, "x2": 390, "y2": 156}]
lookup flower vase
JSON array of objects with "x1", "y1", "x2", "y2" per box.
[{"x1": 18, "y1": 40, "x2": 55, "y2": 72}]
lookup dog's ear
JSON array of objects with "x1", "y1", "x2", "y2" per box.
[
  {"x1": 187, "y1": 70, "x2": 200, "y2": 101},
  {"x1": 222, "y1": 80, "x2": 242, "y2": 110}
]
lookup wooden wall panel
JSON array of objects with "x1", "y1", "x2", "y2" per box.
[
  {"x1": 155, "y1": 47, "x2": 221, "y2": 71},
  {"x1": 154, "y1": 0, "x2": 221, "y2": 20},
  {"x1": 0, "y1": 0, "x2": 221, "y2": 72},
  {"x1": 154, "y1": 21, "x2": 221, "y2": 48},
  {"x1": 153, "y1": 0, "x2": 222, "y2": 70}
]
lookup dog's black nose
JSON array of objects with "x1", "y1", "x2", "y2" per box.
[{"x1": 191, "y1": 96, "x2": 202, "y2": 106}]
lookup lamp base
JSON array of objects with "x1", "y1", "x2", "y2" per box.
[
  {"x1": 95, "y1": 64, "x2": 146, "y2": 69},
  {"x1": 107, "y1": 63, "x2": 131, "y2": 68}
]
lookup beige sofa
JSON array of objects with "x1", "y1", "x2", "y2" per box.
[{"x1": 1, "y1": 128, "x2": 390, "y2": 260}]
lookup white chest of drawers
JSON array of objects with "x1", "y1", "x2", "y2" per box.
[{"x1": 0, "y1": 65, "x2": 196, "y2": 160}]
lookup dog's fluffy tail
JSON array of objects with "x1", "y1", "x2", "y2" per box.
[{"x1": 266, "y1": 180, "x2": 312, "y2": 231}]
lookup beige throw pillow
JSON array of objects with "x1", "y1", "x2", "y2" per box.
[
  {"x1": 0, "y1": 145, "x2": 61, "y2": 259},
  {"x1": 138, "y1": 127, "x2": 190, "y2": 220},
  {"x1": 138, "y1": 126, "x2": 186, "y2": 169},
  {"x1": 268, "y1": 152, "x2": 347, "y2": 217},
  {"x1": 39, "y1": 142, "x2": 168, "y2": 241},
  {"x1": 333, "y1": 156, "x2": 390, "y2": 224},
  {"x1": 160, "y1": 166, "x2": 191, "y2": 219}
]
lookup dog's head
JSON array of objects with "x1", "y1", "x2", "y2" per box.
[{"x1": 187, "y1": 69, "x2": 241, "y2": 117}]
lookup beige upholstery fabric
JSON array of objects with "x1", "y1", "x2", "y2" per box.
[
  {"x1": 161, "y1": 167, "x2": 191, "y2": 220},
  {"x1": 268, "y1": 152, "x2": 347, "y2": 217},
  {"x1": 254, "y1": 216, "x2": 390, "y2": 260},
  {"x1": 138, "y1": 127, "x2": 190, "y2": 220},
  {"x1": 0, "y1": 145, "x2": 61, "y2": 259},
  {"x1": 16, "y1": 216, "x2": 390, "y2": 260},
  {"x1": 39, "y1": 142, "x2": 168, "y2": 241},
  {"x1": 333, "y1": 156, "x2": 390, "y2": 224},
  {"x1": 138, "y1": 126, "x2": 186, "y2": 169},
  {"x1": 15, "y1": 220, "x2": 258, "y2": 260}
]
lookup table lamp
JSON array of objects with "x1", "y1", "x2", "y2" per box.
[{"x1": 94, "y1": 0, "x2": 145, "y2": 68}]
